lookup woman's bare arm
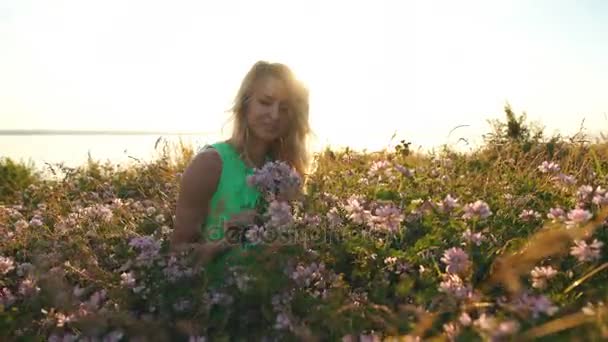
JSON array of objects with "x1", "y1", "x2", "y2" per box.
[{"x1": 170, "y1": 149, "x2": 222, "y2": 250}]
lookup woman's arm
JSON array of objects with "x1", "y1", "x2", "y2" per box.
[{"x1": 170, "y1": 149, "x2": 222, "y2": 250}]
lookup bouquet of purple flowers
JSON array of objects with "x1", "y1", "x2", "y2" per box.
[
  {"x1": 239, "y1": 161, "x2": 303, "y2": 246},
  {"x1": 247, "y1": 161, "x2": 302, "y2": 203}
]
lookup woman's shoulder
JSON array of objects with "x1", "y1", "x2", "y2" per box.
[
  {"x1": 197, "y1": 140, "x2": 236, "y2": 158},
  {"x1": 194, "y1": 145, "x2": 222, "y2": 163},
  {"x1": 177, "y1": 147, "x2": 223, "y2": 206},
  {"x1": 186, "y1": 147, "x2": 223, "y2": 183}
]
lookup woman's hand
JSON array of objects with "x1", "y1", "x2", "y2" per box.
[
  {"x1": 172, "y1": 240, "x2": 232, "y2": 268},
  {"x1": 185, "y1": 210, "x2": 258, "y2": 264},
  {"x1": 192, "y1": 240, "x2": 232, "y2": 267},
  {"x1": 224, "y1": 209, "x2": 258, "y2": 228},
  {"x1": 173, "y1": 210, "x2": 259, "y2": 266}
]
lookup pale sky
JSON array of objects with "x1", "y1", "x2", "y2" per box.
[{"x1": 1, "y1": 0, "x2": 607, "y2": 152}]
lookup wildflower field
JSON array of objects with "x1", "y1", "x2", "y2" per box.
[{"x1": 2, "y1": 109, "x2": 608, "y2": 341}]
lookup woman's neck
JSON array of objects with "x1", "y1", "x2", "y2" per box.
[{"x1": 229, "y1": 137, "x2": 270, "y2": 169}]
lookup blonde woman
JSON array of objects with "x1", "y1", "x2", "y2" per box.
[{"x1": 171, "y1": 61, "x2": 311, "y2": 280}]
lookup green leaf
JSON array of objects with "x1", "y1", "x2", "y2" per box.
[{"x1": 395, "y1": 277, "x2": 414, "y2": 298}]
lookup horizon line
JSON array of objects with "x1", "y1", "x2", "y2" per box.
[{"x1": 0, "y1": 129, "x2": 215, "y2": 136}]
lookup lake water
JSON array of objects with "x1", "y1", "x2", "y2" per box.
[
  {"x1": 0, "y1": 130, "x2": 428, "y2": 174},
  {"x1": 0, "y1": 128, "x2": 528, "y2": 175},
  {"x1": 0, "y1": 134, "x2": 223, "y2": 171}
]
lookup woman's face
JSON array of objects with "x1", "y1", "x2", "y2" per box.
[{"x1": 245, "y1": 76, "x2": 291, "y2": 143}]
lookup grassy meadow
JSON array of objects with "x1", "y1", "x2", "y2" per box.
[{"x1": 2, "y1": 106, "x2": 608, "y2": 341}]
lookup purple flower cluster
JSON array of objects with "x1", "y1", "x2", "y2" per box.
[
  {"x1": 538, "y1": 161, "x2": 561, "y2": 173},
  {"x1": 172, "y1": 298, "x2": 193, "y2": 313},
  {"x1": 394, "y1": 164, "x2": 415, "y2": 178},
  {"x1": 438, "y1": 274, "x2": 473, "y2": 299},
  {"x1": 510, "y1": 293, "x2": 558, "y2": 318},
  {"x1": 577, "y1": 185, "x2": 594, "y2": 201},
  {"x1": 120, "y1": 271, "x2": 136, "y2": 288},
  {"x1": 593, "y1": 191, "x2": 608, "y2": 206},
  {"x1": 461, "y1": 229, "x2": 485, "y2": 246},
  {"x1": 319, "y1": 192, "x2": 339, "y2": 204},
  {"x1": 28, "y1": 215, "x2": 44, "y2": 227},
  {"x1": 48, "y1": 330, "x2": 124, "y2": 342},
  {"x1": 565, "y1": 208, "x2": 592, "y2": 228},
  {"x1": 76, "y1": 290, "x2": 108, "y2": 317},
  {"x1": 161, "y1": 255, "x2": 196, "y2": 283},
  {"x1": 81, "y1": 204, "x2": 114, "y2": 223},
  {"x1": 265, "y1": 200, "x2": 294, "y2": 229},
  {"x1": 547, "y1": 207, "x2": 566, "y2": 223},
  {"x1": 0, "y1": 255, "x2": 15, "y2": 275},
  {"x1": 438, "y1": 247, "x2": 475, "y2": 300},
  {"x1": 0, "y1": 287, "x2": 16, "y2": 308},
  {"x1": 438, "y1": 194, "x2": 459, "y2": 213},
  {"x1": 530, "y1": 266, "x2": 558, "y2": 289},
  {"x1": 570, "y1": 239, "x2": 603, "y2": 262},
  {"x1": 473, "y1": 314, "x2": 520, "y2": 340},
  {"x1": 54, "y1": 213, "x2": 81, "y2": 234},
  {"x1": 461, "y1": 200, "x2": 492, "y2": 220},
  {"x1": 343, "y1": 196, "x2": 372, "y2": 225},
  {"x1": 326, "y1": 207, "x2": 343, "y2": 228},
  {"x1": 290, "y1": 262, "x2": 338, "y2": 299},
  {"x1": 573, "y1": 185, "x2": 608, "y2": 208},
  {"x1": 272, "y1": 291, "x2": 295, "y2": 331},
  {"x1": 369, "y1": 205, "x2": 404, "y2": 232},
  {"x1": 383, "y1": 256, "x2": 409, "y2": 274},
  {"x1": 342, "y1": 196, "x2": 406, "y2": 232},
  {"x1": 18, "y1": 277, "x2": 40, "y2": 297},
  {"x1": 0, "y1": 261, "x2": 39, "y2": 306},
  {"x1": 225, "y1": 266, "x2": 254, "y2": 292},
  {"x1": 129, "y1": 236, "x2": 162, "y2": 267},
  {"x1": 247, "y1": 161, "x2": 302, "y2": 201},
  {"x1": 0, "y1": 205, "x2": 23, "y2": 220},
  {"x1": 442, "y1": 322, "x2": 460, "y2": 341},
  {"x1": 348, "y1": 289, "x2": 369, "y2": 307},
  {"x1": 47, "y1": 333, "x2": 78, "y2": 342},
  {"x1": 39, "y1": 290, "x2": 111, "y2": 334},
  {"x1": 208, "y1": 289, "x2": 234, "y2": 306},
  {"x1": 368, "y1": 160, "x2": 391, "y2": 175},
  {"x1": 590, "y1": 186, "x2": 608, "y2": 205},
  {"x1": 300, "y1": 213, "x2": 322, "y2": 228},
  {"x1": 244, "y1": 224, "x2": 266, "y2": 244},
  {"x1": 551, "y1": 173, "x2": 577, "y2": 186},
  {"x1": 16, "y1": 262, "x2": 33, "y2": 277},
  {"x1": 441, "y1": 248, "x2": 471, "y2": 275},
  {"x1": 519, "y1": 209, "x2": 541, "y2": 222},
  {"x1": 368, "y1": 160, "x2": 396, "y2": 181},
  {"x1": 582, "y1": 301, "x2": 605, "y2": 316}
]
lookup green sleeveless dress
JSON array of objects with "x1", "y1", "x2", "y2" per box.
[{"x1": 201, "y1": 141, "x2": 266, "y2": 287}]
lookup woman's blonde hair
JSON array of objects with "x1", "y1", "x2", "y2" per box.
[{"x1": 229, "y1": 61, "x2": 311, "y2": 177}]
